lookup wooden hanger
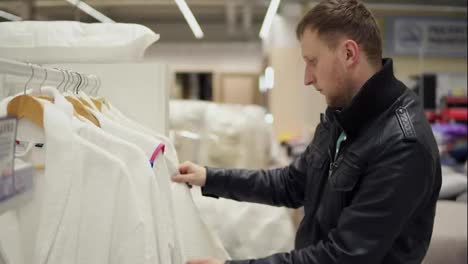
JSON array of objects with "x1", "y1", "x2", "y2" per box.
[
  {"x1": 7, "y1": 95, "x2": 44, "y2": 128},
  {"x1": 7, "y1": 64, "x2": 45, "y2": 128},
  {"x1": 77, "y1": 90, "x2": 101, "y2": 112},
  {"x1": 65, "y1": 96, "x2": 100, "y2": 127},
  {"x1": 78, "y1": 97, "x2": 93, "y2": 108},
  {"x1": 89, "y1": 98, "x2": 103, "y2": 111},
  {"x1": 87, "y1": 75, "x2": 104, "y2": 111},
  {"x1": 63, "y1": 71, "x2": 100, "y2": 127},
  {"x1": 37, "y1": 95, "x2": 54, "y2": 102},
  {"x1": 72, "y1": 74, "x2": 93, "y2": 110}
]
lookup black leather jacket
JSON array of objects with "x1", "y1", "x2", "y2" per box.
[{"x1": 202, "y1": 59, "x2": 442, "y2": 264}]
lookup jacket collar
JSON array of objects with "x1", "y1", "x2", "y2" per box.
[{"x1": 325, "y1": 58, "x2": 406, "y2": 138}]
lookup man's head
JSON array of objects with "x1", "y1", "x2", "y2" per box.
[{"x1": 297, "y1": 0, "x2": 382, "y2": 107}]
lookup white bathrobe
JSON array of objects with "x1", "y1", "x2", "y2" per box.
[{"x1": 0, "y1": 97, "x2": 146, "y2": 264}]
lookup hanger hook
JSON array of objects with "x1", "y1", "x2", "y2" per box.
[
  {"x1": 86, "y1": 75, "x2": 92, "y2": 94},
  {"x1": 78, "y1": 72, "x2": 83, "y2": 94},
  {"x1": 89, "y1": 75, "x2": 96, "y2": 96},
  {"x1": 71, "y1": 71, "x2": 77, "y2": 93},
  {"x1": 82, "y1": 74, "x2": 87, "y2": 93},
  {"x1": 39, "y1": 64, "x2": 48, "y2": 94},
  {"x1": 83, "y1": 73, "x2": 89, "y2": 94},
  {"x1": 66, "y1": 70, "x2": 74, "y2": 92},
  {"x1": 24, "y1": 62, "x2": 35, "y2": 95},
  {"x1": 62, "y1": 70, "x2": 69, "y2": 92},
  {"x1": 94, "y1": 75, "x2": 99, "y2": 96},
  {"x1": 55, "y1": 68, "x2": 65, "y2": 91},
  {"x1": 73, "y1": 72, "x2": 82, "y2": 94},
  {"x1": 88, "y1": 74, "x2": 97, "y2": 95},
  {"x1": 71, "y1": 72, "x2": 77, "y2": 94},
  {"x1": 96, "y1": 76, "x2": 101, "y2": 96}
]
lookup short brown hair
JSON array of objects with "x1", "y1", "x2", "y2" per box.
[{"x1": 296, "y1": 0, "x2": 382, "y2": 66}]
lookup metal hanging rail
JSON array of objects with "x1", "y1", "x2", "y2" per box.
[{"x1": 0, "y1": 57, "x2": 98, "y2": 91}]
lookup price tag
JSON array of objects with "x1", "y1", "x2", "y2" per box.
[{"x1": 0, "y1": 117, "x2": 17, "y2": 202}]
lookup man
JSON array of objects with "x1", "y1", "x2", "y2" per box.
[{"x1": 172, "y1": 0, "x2": 442, "y2": 263}]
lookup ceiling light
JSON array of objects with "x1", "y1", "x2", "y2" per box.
[
  {"x1": 65, "y1": 0, "x2": 114, "y2": 23},
  {"x1": 259, "y1": 0, "x2": 281, "y2": 39},
  {"x1": 0, "y1": 10, "x2": 22, "y2": 21},
  {"x1": 174, "y1": 0, "x2": 204, "y2": 39},
  {"x1": 264, "y1": 113, "x2": 274, "y2": 124},
  {"x1": 265, "y1": 66, "x2": 275, "y2": 90}
]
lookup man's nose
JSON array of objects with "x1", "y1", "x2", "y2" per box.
[{"x1": 304, "y1": 70, "x2": 316, "y2": 86}]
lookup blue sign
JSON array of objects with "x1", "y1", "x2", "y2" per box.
[{"x1": 386, "y1": 17, "x2": 467, "y2": 58}]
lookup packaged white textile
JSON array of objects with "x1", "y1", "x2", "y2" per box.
[{"x1": 0, "y1": 21, "x2": 159, "y2": 63}]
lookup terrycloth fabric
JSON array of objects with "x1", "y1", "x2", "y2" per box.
[
  {"x1": 90, "y1": 108, "x2": 177, "y2": 264},
  {"x1": 49, "y1": 88, "x2": 159, "y2": 264},
  {"x1": 72, "y1": 118, "x2": 160, "y2": 264},
  {"x1": 103, "y1": 103, "x2": 179, "y2": 166},
  {"x1": 0, "y1": 98, "x2": 146, "y2": 264},
  {"x1": 92, "y1": 108, "x2": 230, "y2": 262}
]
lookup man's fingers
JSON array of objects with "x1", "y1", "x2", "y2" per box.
[
  {"x1": 171, "y1": 173, "x2": 196, "y2": 183},
  {"x1": 178, "y1": 161, "x2": 192, "y2": 174},
  {"x1": 185, "y1": 257, "x2": 222, "y2": 264}
]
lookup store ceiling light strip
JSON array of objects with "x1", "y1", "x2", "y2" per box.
[
  {"x1": 174, "y1": 0, "x2": 204, "y2": 39},
  {"x1": 65, "y1": 0, "x2": 115, "y2": 23},
  {"x1": 259, "y1": 0, "x2": 281, "y2": 39},
  {"x1": 0, "y1": 10, "x2": 22, "y2": 21}
]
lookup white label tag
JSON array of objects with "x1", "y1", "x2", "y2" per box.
[
  {"x1": 15, "y1": 141, "x2": 32, "y2": 157},
  {"x1": 0, "y1": 117, "x2": 17, "y2": 202}
]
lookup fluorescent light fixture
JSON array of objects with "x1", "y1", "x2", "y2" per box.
[
  {"x1": 264, "y1": 113, "x2": 274, "y2": 124},
  {"x1": 259, "y1": 75, "x2": 267, "y2": 93},
  {"x1": 174, "y1": 0, "x2": 204, "y2": 39},
  {"x1": 259, "y1": 66, "x2": 275, "y2": 92},
  {"x1": 259, "y1": 0, "x2": 281, "y2": 39},
  {"x1": 0, "y1": 10, "x2": 22, "y2": 21},
  {"x1": 265, "y1": 66, "x2": 275, "y2": 90},
  {"x1": 177, "y1": 130, "x2": 200, "y2": 140},
  {"x1": 65, "y1": 0, "x2": 115, "y2": 23}
]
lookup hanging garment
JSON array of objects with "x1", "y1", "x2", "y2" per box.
[
  {"x1": 72, "y1": 119, "x2": 160, "y2": 264},
  {"x1": 0, "y1": 98, "x2": 146, "y2": 264},
  {"x1": 77, "y1": 91, "x2": 100, "y2": 112},
  {"x1": 37, "y1": 89, "x2": 152, "y2": 263},
  {"x1": 49, "y1": 87, "x2": 161, "y2": 264},
  {"x1": 90, "y1": 108, "x2": 230, "y2": 261},
  {"x1": 89, "y1": 108, "x2": 178, "y2": 264},
  {"x1": 0, "y1": 96, "x2": 64, "y2": 264},
  {"x1": 0, "y1": 211, "x2": 25, "y2": 264},
  {"x1": 18, "y1": 88, "x2": 172, "y2": 264},
  {"x1": 102, "y1": 103, "x2": 179, "y2": 166},
  {"x1": 191, "y1": 187, "x2": 296, "y2": 259}
]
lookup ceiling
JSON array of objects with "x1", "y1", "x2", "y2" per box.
[{"x1": 0, "y1": 0, "x2": 466, "y2": 42}]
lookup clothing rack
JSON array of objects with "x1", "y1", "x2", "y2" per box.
[{"x1": 0, "y1": 57, "x2": 99, "y2": 93}]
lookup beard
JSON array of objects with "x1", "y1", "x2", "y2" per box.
[{"x1": 325, "y1": 62, "x2": 355, "y2": 108}]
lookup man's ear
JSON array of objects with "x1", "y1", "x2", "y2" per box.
[{"x1": 343, "y1": 39, "x2": 359, "y2": 67}]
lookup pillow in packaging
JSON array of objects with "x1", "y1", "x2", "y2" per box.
[
  {"x1": 439, "y1": 166, "x2": 467, "y2": 199},
  {"x1": 0, "y1": 21, "x2": 159, "y2": 63}
]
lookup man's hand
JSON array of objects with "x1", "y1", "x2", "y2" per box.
[
  {"x1": 186, "y1": 257, "x2": 225, "y2": 264},
  {"x1": 172, "y1": 161, "x2": 207, "y2": 187}
]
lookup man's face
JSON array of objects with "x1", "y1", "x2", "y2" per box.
[{"x1": 300, "y1": 29, "x2": 350, "y2": 108}]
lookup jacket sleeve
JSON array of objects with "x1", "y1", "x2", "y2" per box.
[
  {"x1": 201, "y1": 144, "x2": 312, "y2": 208},
  {"x1": 225, "y1": 140, "x2": 433, "y2": 264}
]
